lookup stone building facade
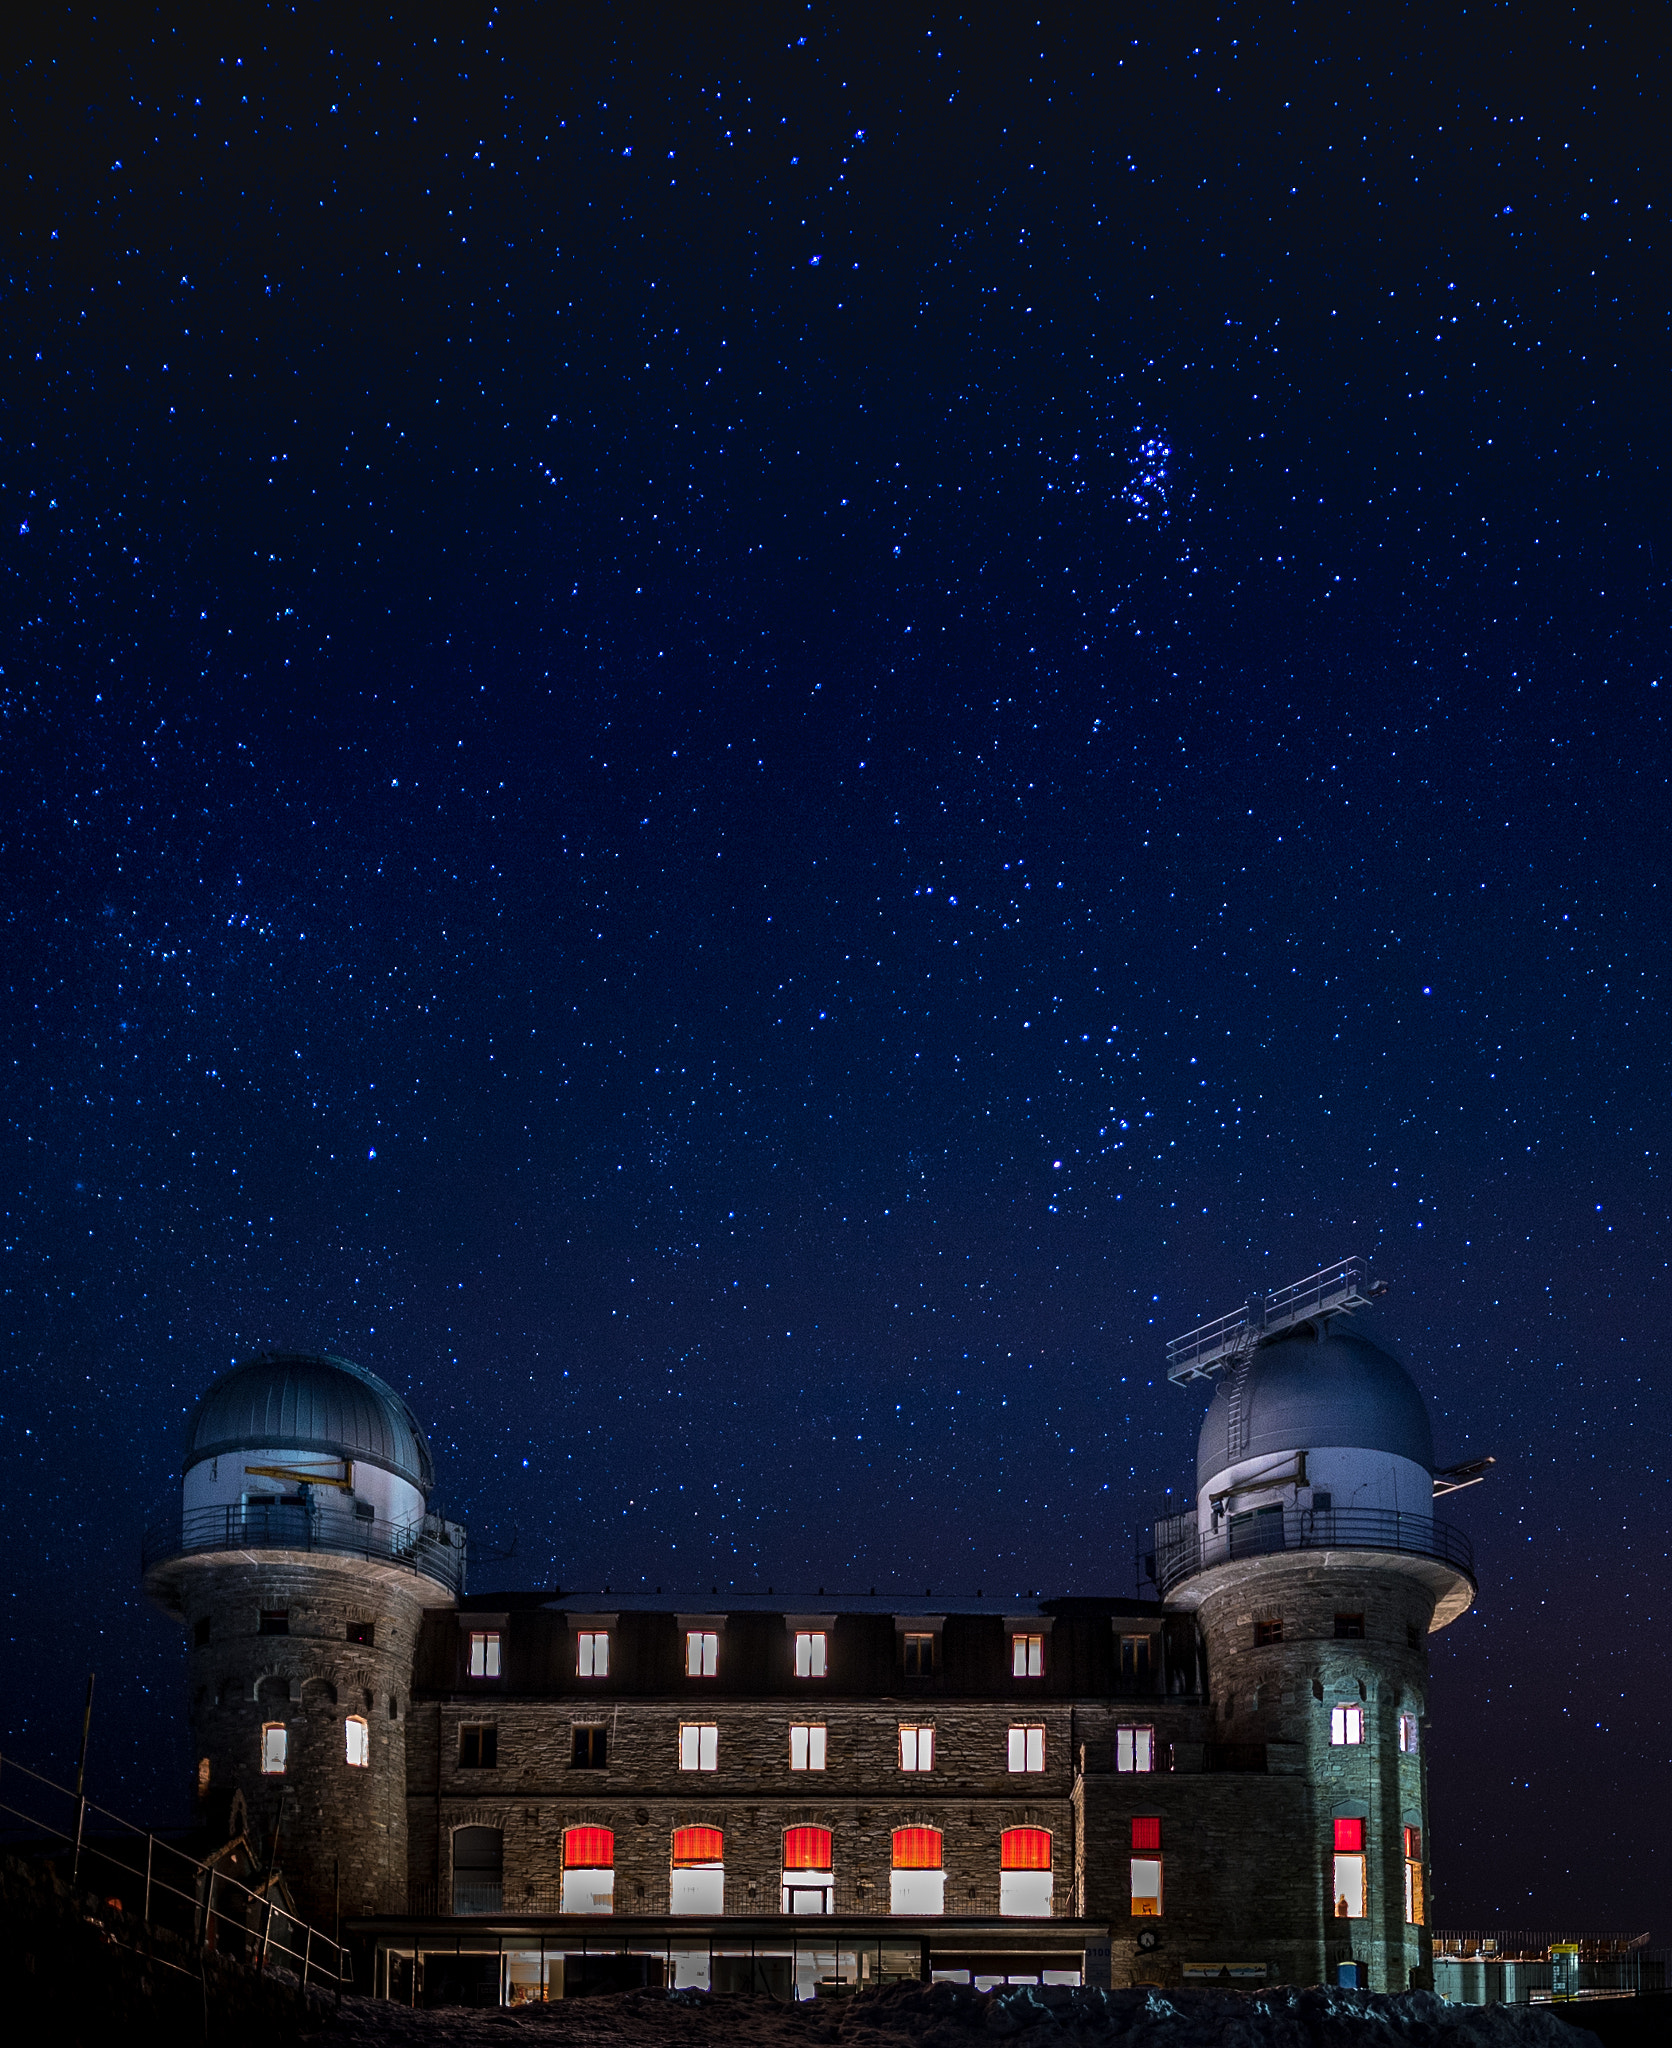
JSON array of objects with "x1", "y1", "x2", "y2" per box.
[{"x1": 142, "y1": 1283, "x2": 1478, "y2": 2004}]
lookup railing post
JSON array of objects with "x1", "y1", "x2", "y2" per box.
[
  {"x1": 303, "y1": 1925, "x2": 312, "y2": 1988},
  {"x1": 143, "y1": 1833, "x2": 155, "y2": 1922}
]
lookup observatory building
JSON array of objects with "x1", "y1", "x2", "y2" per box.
[{"x1": 142, "y1": 1258, "x2": 1483, "y2": 2004}]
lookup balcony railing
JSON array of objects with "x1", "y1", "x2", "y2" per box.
[
  {"x1": 404, "y1": 1878, "x2": 1061, "y2": 1921},
  {"x1": 1147, "y1": 1506, "x2": 1473, "y2": 1599},
  {"x1": 142, "y1": 1501, "x2": 466, "y2": 1596}
]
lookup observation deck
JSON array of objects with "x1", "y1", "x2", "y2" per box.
[{"x1": 141, "y1": 1499, "x2": 467, "y2": 1602}]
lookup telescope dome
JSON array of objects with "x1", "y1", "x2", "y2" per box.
[{"x1": 184, "y1": 1350, "x2": 435, "y2": 1496}]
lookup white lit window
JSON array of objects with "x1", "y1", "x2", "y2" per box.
[
  {"x1": 685, "y1": 1630, "x2": 719, "y2": 1677},
  {"x1": 1007, "y1": 1724, "x2": 1046, "y2": 1773},
  {"x1": 1334, "y1": 1852, "x2": 1366, "y2": 1918},
  {"x1": 898, "y1": 1724, "x2": 935, "y2": 1772},
  {"x1": 1116, "y1": 1725, "x2": 1155, "y2": 1773},
  {"x1": 260, "y1": 1723, "x2": 288, "y2": 1775},
  {"x1": 1398, "y1": 1713, "x2": 1418, "y2": 1754},
  {"x1": 679, "y1": 1722, "x2": 718, "y2": 1772},
  {"x1": 1330, "y1": 1703, "x2": 1365, "y2": 1746},
  {"x1": 468, "y1": 1631, "x2": 502, "y2": 1679},
  {"x1": 1012, "y1": 1633, "x2": 1044, "y2": 1677},
  {"x1": 576, "y1": 1631, "x2": 610, "y2": 1678},
  {"x1": 1130, "y1": 1859, "x2": 1162, "y2": 1916},
  {"x1": 794, "y1": 1631, "x2": 828, "y2": 1678},
  {"x1": 790, "y1": 1722, "x2": 827, "y2": 1771},
  {"x1": 345, "y1": 1715, "x2": 369, "y2": 1768}
]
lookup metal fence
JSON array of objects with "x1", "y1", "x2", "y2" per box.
[
  {"x1": 1148, "y1": 1507, "x2": 1474, "y2": 1598},
  {"x1": 142, "y1": 1501, "x2": 465, "y2": 1595},
  {"x1": 407, "y1": 1875, "x2": 1056, "y2": 1921},
  {"x1": 0, "y1": 1747, "x2": 348, "y2": 1991}
]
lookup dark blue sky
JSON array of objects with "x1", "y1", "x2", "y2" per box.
[{"x1": 3, "y1": 4, "x2": 1665, "y2": 1936}]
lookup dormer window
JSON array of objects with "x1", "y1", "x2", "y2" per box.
[
  {"x1": 902, "y1": 1632, "x2": 936, "y2": 1676},
  {"x1": 685, "y1": 1631, "x2": 719, "y2": 1677},
  {"x1": 468, "y1": 1630, "x2": 502, "y2": 1679},
  {"x1": 1012, "y1": 1633, "x2": 1045, "y2": 1678},
  {"x1": 794, "y1": 1631, "x2": 828, "y2": 1678},
  {"x1": 577, "y1": 1631, "x2": 610, "y2": 1678}
]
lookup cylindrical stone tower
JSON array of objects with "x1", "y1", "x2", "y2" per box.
[
  {"x1": 1162, "y1": 1309, "x2": 1474, "y2": 1992},
  {"x1": 143, "y1": 1351, "x2": 465, "y2": 1924}
]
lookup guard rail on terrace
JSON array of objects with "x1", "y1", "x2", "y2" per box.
[
  {"x1": 1147, "y1": 1506, "x2": 1474, "y2": 1599},
  {"x1": 406, "y1": 1878, "x2": 1064, "y2": 1921},
  {"x1": 142, "y1": 1502, "x2": 466, "y2": 1596}
]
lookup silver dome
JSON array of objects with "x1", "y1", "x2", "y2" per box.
[
  {"x1": 184, "y1": 1351, "x2": 435, "y2": 1494},
  {"x1": 1196, "y1": 1318, "x2": 1434, "y2": 1491}
]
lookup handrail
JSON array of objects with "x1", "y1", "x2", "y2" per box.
[
  {"x1": 1149, "y1": 1506, "x2": 1474, "y2": 1598},
  {"x1": 0, "y1": 1746, "x2": 347, "y2": 1990},
  {"x1": 142, "y1": 1501, "x2": 465, "y2": 1595}
]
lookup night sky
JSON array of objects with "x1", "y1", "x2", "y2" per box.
[{"x1": 3, "y1": 4, "x2": 1666, "y2": 1939}]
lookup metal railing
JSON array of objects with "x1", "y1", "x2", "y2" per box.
[
  {"x1": 1166, "y1": 1257, "x2": 1378, "y2": 1384},
  {"x1": 405, "y1": 1876, "x2": 1059, "y2": 1921},
  {"x1": 1434, "y1": 1930, "x2": 1652, "y2": 1962},
  {"x1": 0, "y1": 1747, "x2": 347, "y2": 1990},
  {"x1": 1148, "y1": 1506, "x2": 1474, "y2": 1598},
  {"x1": 142, "y1": 1502, "x2": 465, "y2": 1596}
]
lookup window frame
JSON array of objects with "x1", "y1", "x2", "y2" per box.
[
  {"x1": 1333, "y1": 1612, "x2": 1366, "y2": 1640},
  {"x1": 685, "y1": 1630, "x2": 719, "y2": 1677},
  {"x1": 793, "y1": 1630, "x2": 828, "y2": 1679},
  {"x1": 1011, "y1": 1632, "x2": 1045, "y2": 1678},
  {"x1": 1398, "y1": 1712, "x2": 1419, "y2": 1754},
  {"x1": 576, "y1": 1630, "x2": 610, "y2": 1679},
  {"x1": 1254, "y1": 1617, "x2": 1283, "y2": 1646},
  {"x1": 260, "y1": 1722, "x2": 288, "y2": 1776},
  {"x1": 1333, "y1": 1817, "x2": 1367, "y2": 1921},
  {"x1": 789, "y1": 1722, "x2": 827, "y2": 1771},
  {"x1": 1007, "y1": 1723, "x2": 1047, "y2": 1774},
  {"x1": 467, "y1": 1630, "x2": 502, "y2": 1679},
  {"x1": 897, "y1": 1723, "x2": 936, "y2": 1772},
  {"x1": 678, "y1": 1721, "x2": 719, "y2": 1772},
  {"x1": 1116, "y1": 1724, "x2": 1155, "y2": 1773},
  {"x1": 457, "y1": 1721, "x2": 499, "y2": 1770},
  {"x1": 1119, "y1": 1632, "x2": 1155, "y2": 1682},
  {"x1": 570, "y1": 1723, "x2": 608, "y2": 1771},
  {"x1": 345, "y1": 1715, "x2": 370, "y2": 1768},
  {"x1": 901, "y1": 1631, "x2": 937, "y2": 1676},
  {"x1": 1330, "y1": 1702, "x2": 1366, "y2": 1746}
]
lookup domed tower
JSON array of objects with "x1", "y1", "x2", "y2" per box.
[
  {"x1": 143, "y1": 1352, "x2": 465, "y2": 1924},
  {"x1": 1154, "y1": 1260, "x2": 1479, "y2": 1993}
]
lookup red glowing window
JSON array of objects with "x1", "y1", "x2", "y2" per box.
[
  {"x1": 783, "y1": 1826, "x2": 833, "y2": 1870},
  {"x1": 892, "y1": 1826, "x2": 943, "y2": 1870},
  {"x1": 1001, "y1": 1827, "x2": 1052, "y2": 1871},
  {"x1": 563, "y1": 1826, "x2": 614, "y2": 1869},
  {"x1": 1334, "y1": 1818, "x2": 1364, "y2": 1854},
  {"x1": 671, "y1": 1826, "x2": 724, "y2": 1865},
  {"x1": 1404, "y1": 1826, "x2": 1422, "y2": 1861},
  {"x1": 1131, "y1": 1816, "x2": 1162, "y2": 1852}
]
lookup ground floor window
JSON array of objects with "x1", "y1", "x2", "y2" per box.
[
  {"x1": 890, "y1": 1827, "x2": 944, "y2": 1915},
  {"x1": 782, "y1": 1825, "x2": 834, "y2": 1914},
  {"x1": 670, "y1": 1826, "x2": 725, "y2": 1914},
  {"x1": 561, "y1": 1826, "x2": 615, "y2": 1914},
  {"x1": 1333, "y1": 1817, "x2": 1366, "y2": 1919},
  {"x1": 452, "y1": 1826, "x2": 503, "y2": 1915},
  {"x1": 999, "y1": 1827, "x2": 1052, "y2": 1918}
]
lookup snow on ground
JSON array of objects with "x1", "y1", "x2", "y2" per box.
[{"x1": 313, "y1": 1981, "x2": 1586, "y2": 2048}]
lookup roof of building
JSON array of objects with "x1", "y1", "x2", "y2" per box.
[
  {"x1": 1196, "y1": 1316, "x2": 1434, "y2": 1490},
  {"x1": 183, "y1": 1350, "x2": 435, "y2": 1494}
]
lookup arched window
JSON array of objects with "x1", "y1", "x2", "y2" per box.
[
  {"x1": 452, "y1": 1826, "x2": 503, "y2": 1915},
  {"x1": 1000, "y1": 1828, "x2": 1053, "y2": 1918},
  {"x1": 671, "y1": 1826, "x2": 724, "y2": 1915},
  {"x1": 890, "y1": 1827, "x2": 944, "y2": 1916},
  {"x1": 782, "y1": 1825, "x2": 834, "y2": 1915},
  {"x1": 561, "y1": 1827, "x2": 615, "y2": 1915}
]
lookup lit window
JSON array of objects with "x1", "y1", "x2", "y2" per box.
[
  {"x1": 1120, "y1": 1633, "x2": 1153, "y2": 1681},
  {"x1": 685, "y1": 1630, "x2": 719, "y2": 1677},
  {"x1": 794, "y1": 1631, "x2": 828, "y2": 1678},
  {"x1": 1254, "y1": 1618, "x2": 1283, "y2": 1646},
  {"x1": 260, "y1": 1723, "x2": 287, "y2": 1775},
  {"x1": 1012, "y1": 1633, "x2": 1044, "y2": 1677},
  {"x1": 783, "y1": 1825, "x2": 834, "y2": 1914},
  {"x1": 345, "y1": 1716, "x2": 369, "y2": 1768},
  {"x1": 1333, "y1": 1817, "x2": 1366, "y2": 1918},
  {"x1": 671, "y1": 1826, "x2": 725, "y2": 1915},
  {"x1": 468, "y1": 1630, "x2": 501, "y2": 1678},
  {"x1": 1116, "y1": 1725, "x2": 1155, "y2": 1773},
  {"x1": 1399, "y1": 1713, "x2": 1419, "y2": 1754},
  {"x1": 902, "y1": 1631, "x2": 936, "y2": 1675},
  {"x1": 1007, "y1": 1724, "x2": 1046, "y2": 1773},
  {"x1": 571, "y1": 1724, "x2": 608, "y2": 1770},
  {"x1": 1331, "y1": 1704, "x2": 1365, "y2": 1746},
  {"x1": 1404, "y1": 1827, "x2": 1425, "y2": 1926},
  {"x1": 1130, "y1": 1817, "x2": 1162, "y2": 1916},
  {"x1": 576, "y1": 1631, "x2": 610, "y2": 1678},
  {"x1": 790, "y1": 1722, "x2": 827, "y2": 1771},
  {"x1": 561, "y1": 1826, "x2": 615, "y2": 1915},
  {"x1": 1000, "y1": 1827, "x2": 1052, "y2": 1919},
  {"x1": 890, "y1": 1827, "x2": 944, "y2": 1915},
  {"x1": 898, "y1": 1724, "x2": 935, "y2": 1772},
  {"x1": 1334, "y1": 1613, "x2": 1365, "y2": 1640},
  {"x1": 679, "y1": 1722, "x2": 718, "y2": 1771},
  {"x1": 457, "y1": 1722, "x2": 498, "y2": 1769}
]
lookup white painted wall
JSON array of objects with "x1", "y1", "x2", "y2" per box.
[
  {"x1": 1196, "y1": 1446, "x2": 1433, "y2": 1535},
  {"x1": 183, "y1": 1449, "x2": 425, "y2": 1527}
]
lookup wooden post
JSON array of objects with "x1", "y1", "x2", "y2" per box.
[{"x1": 71, "y1": 1672, "x2": 96, "y2": 1885}]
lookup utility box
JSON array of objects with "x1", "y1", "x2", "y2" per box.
[{"x1": 1551, "y1": 1945, "x2": 1580, "y2": 2001}]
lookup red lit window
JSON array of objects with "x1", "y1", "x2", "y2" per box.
[
  {"x1": 671, "y1": 1826, "x2": 724, "y2": 1865},
  {"x1": 1001, "y1": 1827, "x2": 1052, "y2": 1871},
  {"x1": 892, "y1": 1826, "x2": 943, "y2": 1870},
  {"x1": 784, "y1": 1826, "x2": 833, "y2": 1871},
  {"x1": 1334, "y1": 1817, "x2": 1364, "y2": 1854},
  {"x1": 1404, "y1": 1826, "x2": 1421, "y2": 1861},
  {"x1": 1131, "y1": 1816, "x2": 1162, "y2": 1852},
  {"x1": 564, "y1": 1826, "x2": 614, "y2": 1869}
]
